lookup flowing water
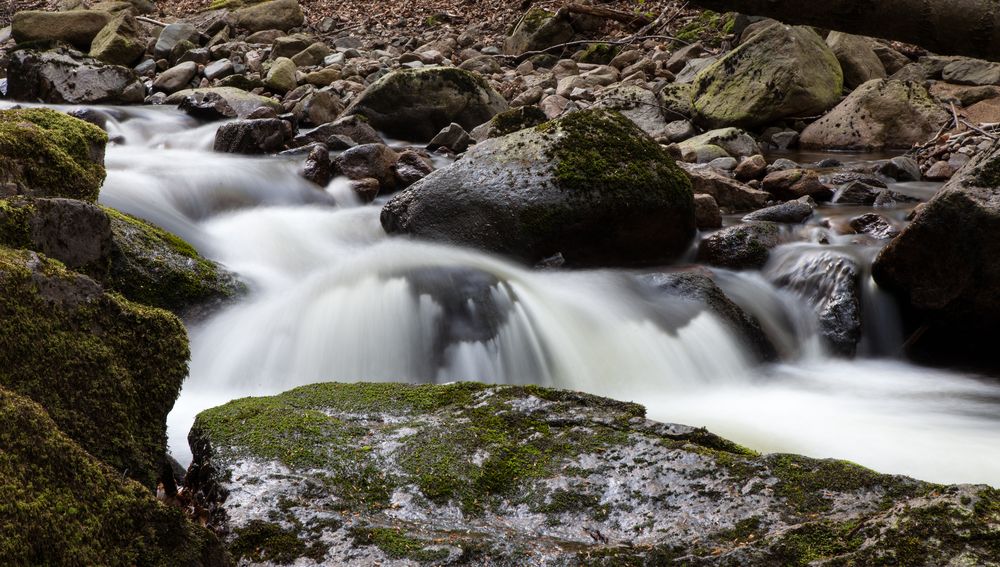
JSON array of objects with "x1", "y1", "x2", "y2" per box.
[{"x1": 13, "y1": 103, "x2": 1000, "y2": 486}]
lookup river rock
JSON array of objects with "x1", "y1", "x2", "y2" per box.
[
  {"x1": 826, "y1": 32, "x2": 886, "y2": 89},
  {"x1": 768, "y1": 251, "x2": 862, "y2": 356},
  {"x1": 679, "y1": 163, "x2": 772, "y2": 211},
  {"x1": 152, "y1": 61, "x2": 197, "y2": 94},
  {"x1": 381, "y1": 109, "x2": 695, "y2": 267},
  {"x1": 735, "y1": 154, "x2": 768, "y2": 181},
  {"x1": 7, "y1": 49, "x2": 145, "y2": 105},
  {"x1": 334, "y1": 143, "x2": 400, "y2": 192},
  {"x1": 800, "y1": 79, "x2": 950, "y2": 150},
  {"x1": 11, "y1": 9, "x2": 112, "y2": 49},
  {"x1": 301, "y1": 144, "x2": 331, "y2": 186},
  {"x1": 503, "y1": 7, "x2": 574, "y2": 56},
  {"x1": 167, "y1": 86, "x2": 282, "y2": 118},
  {"x1": 592, "y1": 84, "x2": 673, "y2": 140},
  {"x1": 291, "y1": 41, "x2": 331, "y2": 67},
  {"x1": 393, "y1": 150, "x2": 435, "y2": 188},
  {"x1": 291, "y1": 89, "x2": 342, "y2": 126},
  {"x1": 762, "y1": 169, "x2": 833, "y2": 201},
  {"x1": 678, "y1": 128, "x2": 761, "y2": 160},
  {"x1": 941, "y1": 58, "x2": 1000, "y2": 86},
  {"x1": 742, "y1": 201, "x2": 813, "y2": 223},
  {"x1": 873, "y1": 143, "x2": 1000, "y2": 368},
  {"x1": 850, "y1": 212, "x2": 899, "y2": 239},
  {"x1": 697, "y1": 222, "x2": 781, "y2": 270},
  {"x1": 427, "y1": 122, "x2": 471, "y2": 153},
  {"x1": 0, "y1": 387, "x2": 226, "y2": 565},
  {"x1": 691, "y1": 23, "x2": 842, "y2": 129},
  {"x1": 264, "y1": 56, "x2": 297, "y2": 93},
  {"x1": 470, "y1": 105, "x2": 548, "y2": 140},
  {"x1": 342, "y1": 66, "x2": 509, "y2": 140},
  {"x1": 214, "y1": 118, "x2": 291, "y2": 154},
  {"x1": 0, "y1": 108, "x2": 107, "y2": 202},
  {"x1": 291, "y1": 114, "x2": 384, "y2": 147},
  {"x1": 185, "y1": 381, "x2": 999, "y2": 565},
  {"x1": 203, "y1": 58, "x2": 235, "y2": 81},
  {"x1": 232, "y1": 0, "x2": 305, "y2": 33},
  {"x1": 88, "y1": 12, "x2": 145, "y2": 66},
  {"x1": 693, "y1": 193, "x2": 722, "y2": 228},
  {"x1": 0, "y1": 197, "x2": 110, "y2": 273},
  {"x1": 153, "y1": 22, "x2": 199, "y2": 60}
]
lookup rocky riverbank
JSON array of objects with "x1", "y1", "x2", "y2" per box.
[{"x1": 2, "y1": 0, "x2": 1000, "y2": 564}]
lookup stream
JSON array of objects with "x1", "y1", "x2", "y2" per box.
[{"x1": 25, "y1": 103, "x2": 1000, "y2": 487}]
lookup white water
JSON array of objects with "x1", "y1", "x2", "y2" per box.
[{"x1": 42, "y1": 104, "x2": 1000, "y2": 486}]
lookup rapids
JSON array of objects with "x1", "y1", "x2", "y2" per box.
[{"x1": 18, "y1": 103, "x2": 1000, "y2": 486}]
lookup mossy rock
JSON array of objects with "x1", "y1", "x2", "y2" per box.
[
  {"x1": 503, "y1": 7, "x2": 575, "y2": 56},
  {"x1": 0, "y1": 246, "x2": 188, "y2": 489},
  {"x1": 0, "y1": 108, "x2": 108, "y2": 202},
  {"x1": 0, "y1": 387, "x2": 228, "y2": 566},
  {"x1": 381, "y1": 108, "x2": 695, "y2": 267},
  {"x1": 474, "y1": 105, "x2": 548, "y2": 139},
  {"x1": 104, "y1": 208, "x2": 245, "y2": 318},
  {"x1": 575, "y1": 42, "x2": 620, "y2": 65},
  {"x1": 88, "y1": 11, "x2": 146, "y2": 66},
  {"x1": 186, "y1": 381, "x2": 1000, "y2": 565},
  {"x1": 342, "y1": 66, "x2": 509, "y2": 140}
]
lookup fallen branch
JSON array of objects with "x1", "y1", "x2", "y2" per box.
[
  {"x1": 136, "y1": 16, "x2": 169, "y2": 27},
  {"x1": 500, "y1": 34, "x2": 690, "y2": 61}
]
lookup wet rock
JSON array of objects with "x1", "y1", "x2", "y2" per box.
[
  {"x1": 679, "y1": 163, "x2": 772, "y2": 211},
  {"x1": 153, "y1": 23, "x2": 199, "y2": 60},
  {"x1": 762, "y1": 169, "x2": 833, "y2": 201},
  {"x1": 232, "y1": 0, "x2": 304, "y2": 33},
  {"x1": 427, "y1": 122, "x2": 471, "y2": 153},
  {"x1": 186, "y1": 381, "x2": 998, "y2": 565},
  {"x1": 152, "y1": 61, "x2": 197, "y2": 94},
  {"x1": 343, "y1": 67, "x2": 508, "y2": 140},
  {"x1": 11, "y1": 9, "x2": 111, "y2": 49},
  {"x1": 801, "y1": 79, "x2": 950, "y2": 150},
  {"x1": 697, "y1": 222, "x2": 781, "y2": 270},
  {"x1": 394, "y1": 150, "x2": 435, "y2": 188},
  {"x1": 350, "y1": 177, "x2": 380, "y2": 202},
  {"x1": 291, "y1": 114, "x2": 384, "y2": 147},
  {"x1": 692, "y1": 23, "x2": 842, "y2": 129},
  {"x1": 827, "y1": 32, "x2": 886, "y2": 89},
  {"x1": 742, "y1": 201, "x2": 813, "y2": 223},
  {"x1": 693, "y1": 193, "x2": 722, "y2": 229},
  {"x1": 734, "y1": 154, "x2": 768, "y2": 182},
  {"x1": 88, "y1": 12, "x2": 145, "y2": 66},
  {"x1": 169, "y1": 86, "x2": 281, "y2": 118},
  {"x1": 381, "y1": 109, "x2": 695, "y2": 267},
  {"x1": 768, "y1": 251, "x2": 862, "y2": 356},
  {"x1": 875, "y1": 155, "x2": 922, "y2": 182},
  {"x1": 850, "y1": 212, "x2": 899, "y2": 239},
  {"x1": 924, "y1": 160, "x2": 955, "y2": 180},
  {"x1": 833, "y1": 181, "x2": 884, "y2": 205},
  {"x1": 214, "y1": 118, "x2": 290, "y2": 154},
  {"x1": 0, "y1": 108, "x2": 107, "y2": 202},
  {"x1": 821, "y1": 171, "x2": 887, "y2": 188},
  {"x1": 7, "y1": 49, "x2": 144, "y2": 105},
  {"x1": 301, "y1": 144, "x2": 331, "y2": 186},
  {"x1": 334, "y1": 143, "x2": 400, "y2": 192},
  {"x1": 503, "y1": 7, "x2": 574, "y2": 56}
]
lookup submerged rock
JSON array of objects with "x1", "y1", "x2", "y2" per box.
[
  {"x1": 186, "y1": 381, "x2": 1000, "y2": 566},
  {"x1": 342, "y1": 66, "x2": 509, "y2": 140},
  {"x1": 381, "y1": 109, "x2": 695, "y2": 267}
]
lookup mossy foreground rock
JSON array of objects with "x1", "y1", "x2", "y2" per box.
[
  {"x1": 0, "y1": 108, "x2": 107, "y2": 202},
  {"x1": 692, "y1": 23, "x2": 842, "y2": 129},
  {"x1": 187, "y1": 382, "x2": 1000, "y2": 566},
  {"x1": 342, "y1": 66, "x2": 509, "y2": 140},
  {"x1": 381, "y1": 109, "x2": 695, "y2": 267},
  {"x1": 0, "y1": 247, "x2": 187, "y2": 488},
  {"x1": 0, "y1": 387, "x2": 227, "y2": 566}
]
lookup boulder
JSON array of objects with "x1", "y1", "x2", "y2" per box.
[
  {"x1": 167, "y1": 86, "x2": 282, "y2": 118},
  {"x1": 691, "y1": 23, "x2": 842, "y2": 129},
  {"x1": 7, "y1": 49, "x2": 144, "y2": 105},
  {"x1": 88, "y1": 12, "x2": 145, "y2": 66},
  {"x1": 0, "y1": 108, "x2": 107, "y2": 202},
  {"x1": 186, "y1": 381, "x2": 1000, "y2": 565},
  {"x1": 427, "y1": 122, "x2": 471, "y2": 153},
  {"x1": 592, "y1": 84, "x2": 673, "y2": 139},
  {"x1": 800, "y1": 79, "x2": 950, "y2": 150},
  {"x1": 291, "y1": 114, "x2": 383, "y2": 147},
  {"x1": 678, "y1": 127, "x2": 761, "y2": 160},
  {"x1": 0, "y1": 387, "x2": 226, "y2": 565},
  {"x1": 941, "y1": 58, "x2": 1000, "y2": 86},
  {"x1": 697, "y1": 222, "x2": 781, "y2": 270},
  {"x1": 301, "y1": 145, "x2": 331, "y2": 186},
  {"x1": 0, "y1": 197, "x2": 110, "y2": 273},
  {"x1": 381, "y1": 109, "x2": 695, "y2": 267},
  {"x1": 679, "y1": 163, "x2": 772, "y2": 211},
  {"x1": 152, "y1": 61, "x2": 197, "y2": 94},
  {"x1": 334, "y1": 143, "x2": 400, "y2": 193},
  {"x1": 826, "y1": 32, "x2": 886, "y2": 89},
  {"x1": 11, "y1": 10, "x2": 112, "y2": 49},
  {"x1": 0, "y1": 247, "x2": 186, "y2": 488},
  {"x1": 502, "y1": 8, "x2": 574, "y2": 56},
  {"x1": 768, "y1": 251, "x2": 862, "y2": 356},
  {"x1": 232, "y1": 0, "x2": 304, "y2": 33},
  {"x1": 214, "y1": 118, "x2": 290, "y2": 154},
  {"x1": 342, "y1": 67, "x2": 509, "y2": 140}
]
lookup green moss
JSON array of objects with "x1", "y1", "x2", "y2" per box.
[
  {"x1": 674, "y1": 10, "x2": 732, "y2": 47},
  {"x1": 0, "y1": 198, "x2": 35, "y2": 248},
  {"x1": 535, "y1": 489, "x2": 608, "y2": 520},
  {"x1": 0, "y1": 108, "x2": 107, "y2": 202},
  {"x1": 230, "y1": 520, "x2": 322, "y2": 563},
  {"x1": 0, "y1": 387, "x2": 226, "y2": 565},
  {"x1": 769, "y1": 520, "x2": 866, "y2": 565},
  {"x1": 520, "y1": 8, "x2": 555, "y2": 35},
  {"x1": 102, "y1": 207, "x2": 244, "y2": 314},
  {"x1": 489, "y1": 106, "x2": 548, "y2": 137},
  {"x1": 0, "y1": 246, "x2": 188, "y2": 489},
  {"x1": 349, "y1": 526, "x2": 450, "y2": 562},
  {"x1": 577, "y1": 43, "x2": 620, "y2": 65}
]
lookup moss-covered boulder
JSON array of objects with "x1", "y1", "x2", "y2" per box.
[
  {"x1": 0, "y1": 247, "x2": 187, "y2": 489},
  {"x1": 0, "y1": 387, "x2": 227, "y2": 565},
  {"x1": 89, "y1": 11, "x2": 146, "y2": 66},
  {"x1": 186, "y1": 381, "x2": 1000, "y2": 565},
  {"x1": 342, "y1": 66, "x2": 509, "y2": 140},
  {"x1": 11, "y1": 9, "x2": 112, "y2": 49},
  {"x1": 104, "y1": 208, "x2": 245, "y2": 318},
  {"x1": 502, "y1": 8, "x2": 575, "y2": 56},
  {"x1": 692, "y1": 23, "x2": 843, "y2": 129},
  {"x1": 381, "y1": 109, "x2": 695, "y2": 267},
  {"x1": 800, "y1": 79, "x2": 950, "y2": 151},
  {"x1": 0, "y1": 108, "x2": 107, "y2": 202}
]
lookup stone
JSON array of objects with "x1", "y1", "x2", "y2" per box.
[
  {"x1": 697, "y1": 222, "x2": 781, "y2": 270},
  {"x1": 674, "y1": 56, "x2": 717, "y2": 84},
  {"x1": 850, "y1": 212, "x2": 899, "y2": 239},
  {"x1": 761, "y1": 169, "x2": 833, "y2": 201},
  {"x1": 876, "y1": 156, "x2": 923, "y2": 182},
  {"x1": 459, "y1": 54, "x2": 502, "y2": 75},
  {"x1": 924, "y1": 160, "x2": 955, "y2": 180},
  {"x1": 709, "y1": 157, "x2": 738, "y2": 171},
  {"x1": 502, "y1": 8, "x2": 574, "y2": 56},
  {"x1": 427, "y1": 122, "x2": 472, "y2": 153},
  {"x1": 203, "y1": 58, "x2": 235, "y2": 81},
  {"x1": 833, "y1": 181, "x2": 884, "y2": 205},
  {"x1": 679, "y1": 163, "x2": 772, "y2": 212},
  {"x1": 88, "y1": 12, "x2": 145, "y2": 66},
  {"x1": 291, "y1": 42, "x2": 331, "y2": 67},
  {"x1": 291, "y1": 89, "x2": 342, "y2": 126},
  {"x1": 471, "y1": 106, "x2": 548, "y2": 141},
  {"x1": 692, "y1": 23, "x2": 842, "y2": 129},
  {"x1": 11, "y1": 10, "x2": 112, "y2": 49},
  {"x1": 0, "y1": 108, "x2": 107, "y2": 202},
  {"x1": 800, "y1": 80, "x2": 950, "y2": 150},
  {"x1": 153, "y1": 23, "x2": 199, "y2": 60},
  {"x1": 678, "y1": 128, "x2": 761, "y2": 160},
  {"x1": 941, "y1": 58, "x2": 1000, "y2": 86},
  {"x1": 214, "y1": 118, "x2": 290, "y2": 154},
  {"x1": 665, "y1": 42, "x2": 705, "y2": 73},
  {"x1": 264, "y1": 56, "x2": 297, "y2": 93},
  {"x1": 381, "y1": 109, "x2": 695, "y2": 267},
  {"x1": 826, "y1": 32, "x2": 886, "y2": 89},
  {"x1": 269, "y1": 33, "x2": 313, "y2": 59},
  {"x1": 742, "y1": 201, "x2": 813, "y2": 223},
  {"x1": 334, "y1": 143, "x2": 400, "y2": 192},
  {"x1": 593, "y1": 84, "x2": 673, "y2": 140},
  {"x1": 301, "y1": 144, "x2": 331, "y2": 186},
  {"x1": 152, "y1": 61, "x2": 197, "y2": 94},
  {"x1": 693, "y1": 193, "x2": 722, "y2": 229},
  {"x1": 291, "y1": 114, "x2": 383, "y2": 148},
  {"x1": 872, "y1": 42, "x2": 912, "y2": 75},
  {"x1": 734, "y1": 154, "x2": 767, "y2": 181},
  {"x1": 246, "y1": 29, "x2": 285, "y2": 44},
  {"x1": 679, "y1": 143, "x2": 730, "y2": 164},
  {"x1": 185, "y1": 381, "x2": 999, "y2": 565},
  {"x1": 232, "y1": 0, "x2": 305, "y2": 33},
  {"x1": 0, "y1": 197, "x2": 110, "y2": 272},
  {"x1": 393, "y1": 150, "x2": 435, "y2": 188},
  {"x1": 167, "y1": 86, "x2": 281, "y2": 118},
  {"x1": 929, "y1": 82, "x2": 1000, "y2": 107},
  {"x1": 7, "y1": 49, "x2": 145, "y2": 105},
  {"x1": 343, "y1": 67, "x2": 509, "y2": 140}
]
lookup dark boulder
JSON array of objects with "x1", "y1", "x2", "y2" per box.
[
  {"x1": 214, "y1": 118, "x2": 291, "y2": 154},
  {"x1": 7, "y1": 49, "x2": 145, "y2": 105},
  {"x1": 697, "y1": 222, "x2": 782, "y2": 270}
]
